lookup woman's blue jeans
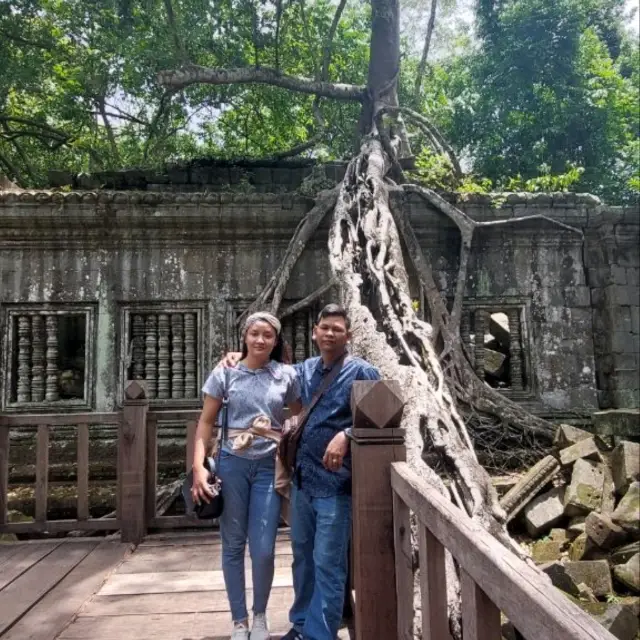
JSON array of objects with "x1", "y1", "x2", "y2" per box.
[{"x1": 218, "y1": 451, "x2": 281, "y2": 623}]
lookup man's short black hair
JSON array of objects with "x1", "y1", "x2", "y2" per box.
[{"x1": 316, "y1": 303, "x2": 351, "y2": 330}]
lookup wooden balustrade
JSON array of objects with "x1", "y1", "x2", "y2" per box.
[
  {"x1": 390, "y1": 462, "x2": 616, "y2": 640},
  {"x1": 0, "y1": 411, "x2": 120, "y2": 534},
  {"x1": 0, "y1": 388, "x2": 210, "y2": 541}
]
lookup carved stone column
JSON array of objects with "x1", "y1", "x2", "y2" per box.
[
  {"x1": 507, "y1": 308, "x2": 524, "y2": 391},
  {"x1": 157, "y1": 313, "x2": 170, "y2": 399},
  {"x1": 145, "y1": 315, "x2": 157, "y2": 399},
  {"x1": 45, "y1": 315, "x2": 59, "y2": 402},
  {"x1": 294, "y1": 312, "x2": 306, "y2": 363},
  {"x1": 17, "y1": 316, "x2": 31, "y2": 403},
  {"x1": 31, "y1": 315, "x2": 45, "y2": 402},
  {"x1": 171, "y1": 314, "x2": 184, "y2": 399},
  {"x1": 184, "y1": 313, "x2": 197, "y2": 398},
  {"x1": 132, "y1": 314, "x2": 145, "y2": 380},
  {"x1": 474, "y1": 309, "x2": 486, "y2": 380},
  {"x1": 282, "y1": 318, "x2": 294, "y2": 362}
]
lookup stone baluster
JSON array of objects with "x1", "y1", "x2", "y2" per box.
[
  {"x1": 157, "y1": 313, "x2": 170, "y2": 399},
  {"x1": 132, "y1": 315, "x2": 145, "y2": 380},
  {"x1": 31, "y1": 315, "x2": 45, "y2": 402},
  {"x1": 474, "y1": 309, "x2": 486, "y2": 380},
  {"x1": 294, "y1": 312, "x2": 306, "y2": 363},
  {"x1": 17, "y1": 316, "x2": 32, "y2": 403},
  {"x1": 460, "y1": 309, "x2": 473, "y2": 367},
  {"x1": 145, "y1": 315, "x2": 157, "y2": 399},
  {"x1": 45, "y1": 315, "x2": 59, "y2": 402},
  {"x1": 184, "y1": 313, "x2": 197, "y2": 398},
  {"x1": 171, "y1": 314, "x2": 184, "y2": 399},
  {"x1": 507, "y1": 308, "x2": 524, "y2": 391}
]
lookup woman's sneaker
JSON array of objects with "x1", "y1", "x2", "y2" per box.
[
  {"x1": 280, "y1": 629, "x2": 303, "y2": 640},
  {"x1": 250, "y1": 612, "x2": 270, "y2": 640},
  {"x1": 231, "y1": 621, "x2": 249, "y2": 640},
  {"x1": 250, "y1": 613, "x2": 271, "y2": 640}
]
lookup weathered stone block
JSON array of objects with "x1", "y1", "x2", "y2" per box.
[
  {"x1": 586, "y1": 512, "x2": 627, "y2": 549},
  {"x1": 611, "y1": 441, "x2": 640, "y2": 495},
  {"x1": 564, "y1": 459, "x2": 605, "y2": 516},
  {"x1": 554, "y1": 424, "x2": 592, "y2": 448},
  {"x1": 611, "y1": 541, "x2": 640, "y2": 565},
  {"x1": 531, "y1": 539, "x2": 565, "y2": 564},
  {"x1": 593, "y1": 409, "x2": 640, "y2": 438},
  {"x1": 563, "y1": 560, "x2": 613, "y2": 596},
  {"x1": 602, "y1": 465, "x2": 617, "y2": 514},
  {"x1": 559, "y1": 437, "x2": 602, "y2": 466},
  {"x1": 613, "y1": 552, "x2": 640, "y2": 593},
  {"x1": 48, "y1": 169, "x2": 74, "y2": 187},
  {"x1": 500, "y1": 455, "x2": 561, "y2": 520},
  {"x1": 570, "y1": 532, "x2": 607, "y2": 561},
  {"x1": 568, "y1": 516, "x2": 586, "y2": 538},
  {"x1": 484, "y1": 347, "x2": 506, "y2": 376},
  {"x1": 612, "y1": 482, "x2": 640, "y2": 535},
  {"x1": 592, "y1": 602, "x2": 640, "y2": 640},
  {"x1": 524, "y1": 485, "x2": 566, "y2": 537},
  {"x1": 540, "y1": 561, "x2": 581, "y2": 596}
]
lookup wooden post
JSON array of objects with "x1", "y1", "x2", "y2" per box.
[
  {"x1": 119, "y1": 380, "x2": 149, "y2": 544},
  {"x1": 351, "y1": 379, "x2": 406, "y2": 640},
  {"x1": 0, "y1": 425, "x2": 9, "y2": 527}
]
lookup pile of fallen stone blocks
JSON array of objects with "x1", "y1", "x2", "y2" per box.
[{"x1": 499, "y1": 424, "x2": 640, "y2": 640}]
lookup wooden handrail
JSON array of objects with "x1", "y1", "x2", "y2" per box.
[
  {"x1": 390, "y1": 462, "x2": 616, "y2": 640},
  {"x1": 0, "y1": 412, "x2": 119, "y2": 427}
]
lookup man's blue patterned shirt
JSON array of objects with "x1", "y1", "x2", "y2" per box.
[{"x1": 293, "y1": 355, "x2": 380, "y2": 497}]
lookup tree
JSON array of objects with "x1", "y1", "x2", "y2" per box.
[
  {"x1": 154, "y1": 0, "x2": 574, "y2": 634},
  {"x1": 446, "y1": 0, "x2": 639, "y2": 201}
]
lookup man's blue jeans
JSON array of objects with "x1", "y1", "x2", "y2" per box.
[
  {"x1": 218, "y1": 452, "x2": 281, "y2": 623},
  {"x1": 289, "y1": 483, "x2": 352, "y2": 640}
]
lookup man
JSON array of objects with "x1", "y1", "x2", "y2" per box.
[{"x1": 224, "y1": 304, "x2": 380, "y2": 640}]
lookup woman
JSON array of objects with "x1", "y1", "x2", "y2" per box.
[{"x1": 192, "y1": 312, "x2": 301, "y2": 640}]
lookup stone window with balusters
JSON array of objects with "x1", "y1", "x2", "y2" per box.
[
  {"x1": 119, "y1": 304, "x2": 206, "y2": 405},
  {"x1": 2, "y1": 305, "x2": 95, "y2": 410}
]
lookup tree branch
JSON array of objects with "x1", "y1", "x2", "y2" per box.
[
  {"x1": 157, "y1": 65, "x2": 365, "y2": 100},
  {"x1": 163, "y1": 0, "x2": 187, "y2": 63},
  {"x1": 384, "y1": 105, "x2": 462, "y2": 179},
  {"x1": 280, "y1": 278, "x2": 337, "y2": 319},
  {"x1": 414, "y1": 0, "x2": 437, "y2": 99},
  {"x1": 321, "y1": 0, "x2": 348, "y2": 82}
]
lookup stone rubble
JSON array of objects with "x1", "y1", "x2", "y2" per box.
[{"x1": 511, "y1": 423, "x2": 640, "y2": 640}]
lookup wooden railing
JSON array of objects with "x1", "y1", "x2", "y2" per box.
[
  {"x1": 390, "y1": 462, "x2": 616, "y2": 640},
  {"x1": 0, "y1": 381, "x2": 206, "y2": 540},
  {"x1": 0, "y1": 412, "x2": 120, "y2": 534}
]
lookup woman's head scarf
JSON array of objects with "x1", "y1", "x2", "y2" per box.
[{"x1": 241, "y1": 312, "x2": 282, "y2": 338}]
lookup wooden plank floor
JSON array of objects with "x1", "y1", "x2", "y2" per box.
[
  {"x1": 0, "y1": 529, "x2": 351, "y2": 640},
  {"x1": 0, "y1": 539, "x2": 130, "y2": 640}
]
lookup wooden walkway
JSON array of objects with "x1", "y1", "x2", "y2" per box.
[{"x1": 0, "y1": 530, "x2": 351, "y2": 640}]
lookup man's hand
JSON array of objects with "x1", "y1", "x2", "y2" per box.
[
  {"x1": 216, "y1": 352, "x2": 242, "y2": 368},
  {"x1": 322, "y1": 431, "x2": 349, "y2": 472}
]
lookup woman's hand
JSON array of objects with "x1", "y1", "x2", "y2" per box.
[
  {"x1": 216, "y1": 352, "x2": 242, "y2": 368},
  {"x1": 191, "y1": 464, "x2": 215, "y2": 505}
]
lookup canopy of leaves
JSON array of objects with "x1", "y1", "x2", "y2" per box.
[
  {"x1": 1, "y1": 0, "x2": 638, "y2": 203},
  {"x1": 0, "y1": 0, "x2": 370, "y2": 185},
  {"x1": 436, "y1": 0, "x2": 639, "y2": 201}
]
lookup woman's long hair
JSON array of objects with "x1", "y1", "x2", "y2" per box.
[{"x1": 240, "y1": 331, "x2": 286, "y2": 363}]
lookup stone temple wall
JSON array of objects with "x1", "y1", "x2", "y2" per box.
[{"x1": 0, "y1": 182, "x2": 638, "y2": 419}]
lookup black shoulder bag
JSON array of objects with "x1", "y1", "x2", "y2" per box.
[{"x1": 182, "y1": 368, "x2": 229, "y2": 519}]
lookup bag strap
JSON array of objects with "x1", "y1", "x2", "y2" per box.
[
  {"x1": 215, "y1": 367, "x2": 231, "y2": 465},
  {"x1": 295, "y1": 352, "x2": 348, "y2": 433}
]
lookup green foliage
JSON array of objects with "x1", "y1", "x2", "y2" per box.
[
  {"x1": 436, "y1": 0, "x2": 640, "y2": 203},
  {"x1": 0, "y1": 0, "x2": 370, "y2": 187}
]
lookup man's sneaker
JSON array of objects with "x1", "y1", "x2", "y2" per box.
[
  {"x1": 280, "y1": 628, "x2": 303, "y2": 640},
  {"x1": 250, "y1": 613, "x2": 270, "y2": 640},
  {"x1": 231, "y1": 621, "x2": 250, "y2": 640}
]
